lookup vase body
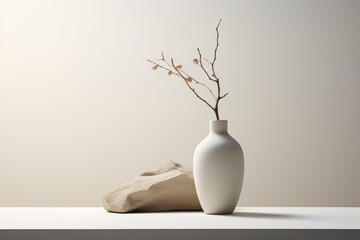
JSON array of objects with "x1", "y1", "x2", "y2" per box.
[{"x1": 193, "y1": 120, "x2": 244, "y2": 214}]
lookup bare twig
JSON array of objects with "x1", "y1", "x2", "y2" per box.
[
  {"x1": 149, "y1": 54, "x2": 217, "y2": 100},
  {"x1": 213, "y1": 19, "x2": 222, "y2": 67},
  {"x1": 212, "y1": 18, "x2": 223, "y2": 120},
  {"x1": 148, "y1": 19, "x2": 228, "y2": 120},
  {"x1": 203, "y1": 57, "x2": 212, "y2": 65},
  {"x1": 220, "y1": 92, "x2": 229, "y2": 99},
  {"x1": 193, "y1": 79, "x2": 217, "y2": 99},
  {"x1": 171, "y1": 59, "x2": 214, "y2": 111},
  {"x1": 197, "y1": 48, "x2": 217, "y2": 82},
  {"x1": 147, "y1": 59, "x2": 180, "y2": 77},
  {"x1": 178, "y1": 70, "x2": 217, "y2": 99}
]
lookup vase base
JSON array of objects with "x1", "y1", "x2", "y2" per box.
[{"x1": 203, "y1": 210, "x2": 235, "y2": 215}]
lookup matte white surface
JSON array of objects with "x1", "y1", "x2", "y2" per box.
[{"x1": 1, "y1": 207, "x2": 359, "y2": 230}]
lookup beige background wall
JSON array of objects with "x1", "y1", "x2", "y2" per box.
[{"x1": 1, "y1": 0, "x2": 359, "y2": 207}]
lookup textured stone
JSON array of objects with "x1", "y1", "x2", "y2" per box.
[{"x1": 102, "y1": 161, "x2": 202, "y2": 213}]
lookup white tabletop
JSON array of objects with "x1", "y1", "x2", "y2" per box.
[{"x1": 1, "y1": 207, "x2": 359, "y2": 230}]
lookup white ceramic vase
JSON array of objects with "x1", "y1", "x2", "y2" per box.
[{"x1": 193, "y1": 120, "x2": 244, "y2": 214}]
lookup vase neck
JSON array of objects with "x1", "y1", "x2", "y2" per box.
[{"x1": 209, "y1": 120, "x2": 228, "y2": 134}]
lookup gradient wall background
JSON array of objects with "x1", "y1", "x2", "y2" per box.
[{"x1": 1, "y1": 0, "x2": 359, "y2": 206}]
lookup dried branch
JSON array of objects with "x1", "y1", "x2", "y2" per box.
[
  {"x1": 220, "y1": 92, "x2": 229, "y2": 99},
  {"x1": 213, "y1": 19, "x2": 222, "y2": 67},
  {"x1": 149, "y1": 54, "x2": 217, "y2": 100},
  {"x1": 197, "y1": 48, "x2": 217, "y2": 82},
  {"x1": 203, "y1": 57, "x2": 212, "y2": 65},
  {"x1": 171, "y1": 59, "x2": 214, "y2": 111},
  {"x1": 148, "y1": 19, "x2": 228, "y2": 120},
  {"x1": 147, "y1": 59, "x2": 180, "y2": 76},
  {"x1": 193, "y1": 79, "x2": 217, "y2": 99},
  {"x1": 212, "y1": 19, "x2": 223, "y2": 120},
  {"x1": 178, "y1": 70, "x2": 217, "y2": 99}
]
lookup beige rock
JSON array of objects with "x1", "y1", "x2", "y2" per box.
[{"x1": 102, "y1": 161, "x2": 202, "y2": 213}]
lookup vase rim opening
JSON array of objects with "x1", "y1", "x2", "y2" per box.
[{"x1": 209, "y1": 120, "x2": 228, "y2": 123}]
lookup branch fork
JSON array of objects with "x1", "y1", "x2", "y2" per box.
[{"x1": 147, "y1": 19, "x2": 228, "y2": 120}]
